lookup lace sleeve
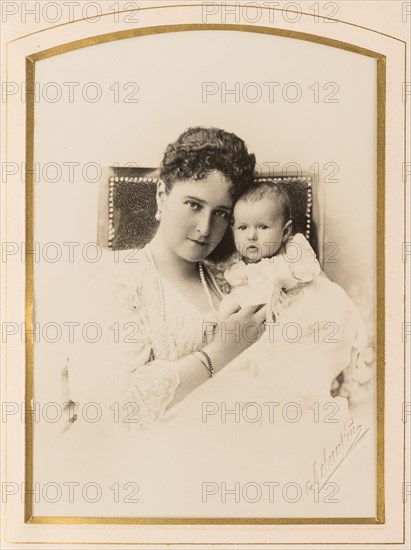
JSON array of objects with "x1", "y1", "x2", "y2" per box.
[{"x1": 67, "y1": 254, "x2": 180, "y2": 432}]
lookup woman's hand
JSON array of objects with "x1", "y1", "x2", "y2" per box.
[
  {"x1": 172, "y1": 302, "x2": 267, "y2": 407},
  {"x1": 204, "y1": 303, "x2": 267, "y2": 373},
  {"x1": 217, "y1": 298, "x2": 241, "y2": 323}
]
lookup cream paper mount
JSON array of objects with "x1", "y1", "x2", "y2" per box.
[{"x1": 1, "y1": 1, "x2": 409, "y2": 548}]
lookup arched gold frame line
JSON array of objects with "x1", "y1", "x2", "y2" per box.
[
  {"x1": 24, "y1": 23, "x2": 385, "y2": 527},
  {"x1": 6, "y1": 3, "x2": 406, "y2": 46}
]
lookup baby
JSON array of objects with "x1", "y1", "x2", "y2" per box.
[
  {"x1": 217, "y1": 181, "x2": 368, "y2": 409},
  {"x1": 232, "y1": 180, "x2": 294, "y2": 265},
  {"x1": 220, "y1": 181, "x2": 321, "y2": 320}
]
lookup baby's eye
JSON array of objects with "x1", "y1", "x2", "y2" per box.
[
  {"x1": 185, "y1": 200, "x2": 201, "y2": 210},
  {"x1": 214, "y1": 209, "x2": 230, "y2": 219},
  {"x1": 259, "y1": 224, "x2": 269, "y2": 230},
  {"x1": 236, "y1": 225, "x2": 247, "y2": 231}
]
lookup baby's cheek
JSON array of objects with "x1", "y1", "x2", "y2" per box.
[{"x1": 234, "y1": 233, "x2": 245, "y2": 246}]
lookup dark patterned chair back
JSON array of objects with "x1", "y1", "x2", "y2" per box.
[{"x1": 107, "y1": 169, "x2": 318, "y2": 257}]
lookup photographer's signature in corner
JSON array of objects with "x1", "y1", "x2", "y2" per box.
[{"x1": 312, "y1": 417, "x2": 369, "y2": 492}]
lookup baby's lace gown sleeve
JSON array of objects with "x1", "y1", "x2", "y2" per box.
[{"x1": 66, "y1": 252, "x2": 180, "y2": 433}]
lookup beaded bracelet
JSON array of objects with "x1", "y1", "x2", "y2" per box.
[{"x1": 192, "y1": 349, "x2": 214, "y2": 378}]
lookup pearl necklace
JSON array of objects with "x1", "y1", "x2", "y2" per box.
[
  {"x1": 146, "y1": 249, "x2": 216, "y2": 321},
  {"x1": 198, "y1": 262, "x2": 216, "y2": 311}
]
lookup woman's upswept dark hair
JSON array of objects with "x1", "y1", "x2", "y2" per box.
[{"x1": 160, "y1": 127, "x2": 256, "y2": 200}]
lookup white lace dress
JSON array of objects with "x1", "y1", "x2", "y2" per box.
[
  {"x1": 66, "y1": 245, "x2": 220, "y2": 433},
  {"x1": 40, "y1": 243, "x2": 374, "y2": 518}
]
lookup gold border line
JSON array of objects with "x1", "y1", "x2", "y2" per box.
[
  {"x1": 26, "y1": 517, "x2": 380, "y2": 525},
  {"x1": 26, "y1": 23, "x2": 386, "y2": 62},
  {"x1": 403, "y1": 40, "x2": 408, "y2": 546},
  {"x1": 24, "y1": 56, "x2": 36, "y2": 525},
  {"x1": 6, "y1": 3, "x2": 407, "y2": 46},
  {"x1": 376, "y1": 55, "x2": 386, "y2": 526},
  {"x1": 21, "y1": 24, "x2": 386, "y2": 530}
]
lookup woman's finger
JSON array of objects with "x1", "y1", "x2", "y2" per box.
[
  {"x1": 223, "y1": 302, "x2": 242, "y2": 317},
  {"x1": 239, "y1": 303, "x2": 265, "y2": 315},
  {"x1": 253, "y1": 305, "x2": 268, "y2": 324}
]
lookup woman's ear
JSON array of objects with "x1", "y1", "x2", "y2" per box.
[
  {"x1": 156, "y1": 180, "x2": 167, "y2": 210},
  {"x1": 283, "y1": 219, "x2": 293, "y2": 240}
]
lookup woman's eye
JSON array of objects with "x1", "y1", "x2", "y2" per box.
[
  {"x1": 185, "y1": 201, "x2": 200, "y2": 210},
  {"x1": 214, "y1": 210, "x2": 230, "y2": 219}
]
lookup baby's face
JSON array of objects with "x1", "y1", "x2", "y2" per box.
[{"x1": 232, "y1": 197, "x2": 288, "y2": 263}]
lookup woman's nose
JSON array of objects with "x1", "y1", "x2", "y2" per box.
[{"x1": 196, "y1": 212, "x2": 212, "y2": 237}]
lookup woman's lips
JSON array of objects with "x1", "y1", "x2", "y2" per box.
[{"x1": 188, "y1": 238, "x2": 209, "y2": 247}]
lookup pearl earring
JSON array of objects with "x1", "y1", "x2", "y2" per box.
[{"x1": 155, "y1": 209, "x2": 162, "y2": 221}]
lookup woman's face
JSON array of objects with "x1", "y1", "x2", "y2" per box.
[{"x1": 157, "y1": 171, "x2": 233, "y2": 262}]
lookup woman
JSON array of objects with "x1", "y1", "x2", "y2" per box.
[
  {"x1": 50, "y1": 128, "x2": 373, "y2": 518},
  {"x1": 66, "y1": 127, "x2": 267, "y2": 432}
]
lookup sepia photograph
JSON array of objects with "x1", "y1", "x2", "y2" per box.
[
  {"x1": 2, "y1": 1, "x2": 409, "y2": 546},
  {"x1": 29, "y1": 22, "x2": 379, "y2": 521}
]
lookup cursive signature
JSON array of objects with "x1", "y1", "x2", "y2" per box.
[{"x1": 312, "y1": 417, "x2": 369, "y2": 492}]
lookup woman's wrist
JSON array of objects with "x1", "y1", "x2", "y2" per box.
[
  {"x1": 172, "y1": 351, "x2": 211, "y2": 407},
  {"x1": 192, "y1": 349, "x2": 214, "y2": 377},
  {"x1": 201, "y1": 341, "x2": 233, "y2": 375}
]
